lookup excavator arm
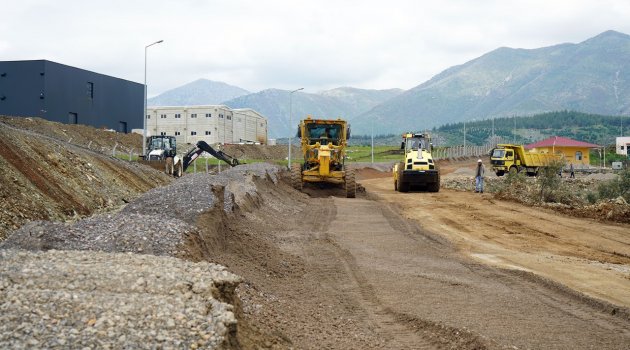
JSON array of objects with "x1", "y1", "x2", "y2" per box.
[{"x1": 182, "y1": 141, "x2": 241, "y2": 172}]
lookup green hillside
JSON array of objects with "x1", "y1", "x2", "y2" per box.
[{"x1": 351, "y1": 30, "x2": 630, "y2": 135}]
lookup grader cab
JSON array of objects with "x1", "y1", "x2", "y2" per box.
[{"x1": 290, "y1": 117, "x2": 356, "y2": 198}]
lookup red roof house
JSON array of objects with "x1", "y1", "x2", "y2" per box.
[{"x1": 525, "y1": 136, "x2": 600, "y2": 165}]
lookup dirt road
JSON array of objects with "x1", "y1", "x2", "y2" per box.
[
  {"x1": 217, "y1": 176, "x2": 630, "y2": 349},
  {"x1": 361, "y1": 174, "x2": 630, "y2": 309}
]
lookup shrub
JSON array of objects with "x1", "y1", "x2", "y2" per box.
[
  {"x1": 597, "y1": 169, "x2": 630, "y2": 202},
  {"x1": 537, "y1": 160, "x2": 564, "y2": 202}
]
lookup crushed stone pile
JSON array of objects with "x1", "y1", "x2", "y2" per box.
[
  {"x1": 0, "y1": 249, "x2": 241, "y2": 349},
  {"x1": 1, "y1": 163, "x2": 280, "y2": 256}
]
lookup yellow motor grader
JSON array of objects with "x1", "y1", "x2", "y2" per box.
[{"x1": 290, "y1": 117, "x2": 356, "y2": 198}]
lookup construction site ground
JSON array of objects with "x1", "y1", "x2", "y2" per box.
[{"x1": 1, "y1": 117, "x2": 630, "y2": 349}]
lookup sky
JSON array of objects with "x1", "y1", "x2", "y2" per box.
[{"x1": 3, "y1": 0, "x2": 630, "y2": 97}]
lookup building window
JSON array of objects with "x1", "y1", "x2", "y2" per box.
[
  {"x1": 175, "y1": 113, "x2": 181, "y2": 119},
  {"x1": 86, "y1": 82, "x2": 94, "y2": 99},
  {"x1": 160, "y1": 132, "x2": 166, "y2": 136},
  {"x1": 205, "y1": 131, "x2": 211, "y2": 135},
  {"x1": 260, "y1": 123, "x2": 264, "y2": 127},
  {"x1": 622, "y1": 146, "x2": 625, "y2": 150},
  {"x1": 205, "y1": 113, "x2": 211, "y2": 118},
  {"x1": 575, "y1": 151, "x2": 582, "y2": 161},
  {"x1": 227, "y1": 115, "x2": 232, "y2": 120},
  {"x1": 219, "y1": 114, "x2": 224, "y2": 119},
  {"x1": 160, "y1": 114, "x2": 167, "y2": 119},
  {"x1": 191, "y1": 113, "x2": 197, "y2": 118},
  {"x1": 175, "y1": 131, "x2": 181, "y2": 136},
  {"x1": 146, "y1": 115, "x2": 150, "y2": 119},
  {"x1": 191, "y1": 131, "x2": 197, "y2": 136}
]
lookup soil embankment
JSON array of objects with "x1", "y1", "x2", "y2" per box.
[{"x1": 0, "y1": 117, "x2": 171, "y2": 240}]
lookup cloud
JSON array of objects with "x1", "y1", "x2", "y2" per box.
[{"x1": 3, "y1": 0, "x2": 630, "y2": 96}]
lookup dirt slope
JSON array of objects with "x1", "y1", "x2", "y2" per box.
[{"x1": 0, "y1": 119, "x2": 171, "y2": 240}]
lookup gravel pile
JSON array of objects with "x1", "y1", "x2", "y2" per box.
[
  {"x1": 1, "y1": 163, "x2": 281, "y2": 255},
  {"x1": 0, "y1": 249, "x2": 242, "y2": 349}
]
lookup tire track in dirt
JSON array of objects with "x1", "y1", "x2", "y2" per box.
[{"x1": 325, "y1": 198, "x2": 492, "y2": 349}]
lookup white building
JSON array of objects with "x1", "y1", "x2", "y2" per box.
[
  {"x1": 616, "y1": 136, "x2": 630, "y2": 157},
  {"x1": 145, "y1": 105, "x2": 267, "y2": 145}
]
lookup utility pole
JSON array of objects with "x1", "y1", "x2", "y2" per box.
[
  {"x1": 142, "y1": 39, "x2": 164, "y2": 157},
  {"x1": 371, "y1": 121, "x2": 374, "y2": 164},
  {"x1": 463, "y1": 119, "x2": 466, "y2": 152},
  {"x1": 288, "y1": 87, "x2": 304, "y2": 169},
  {"x1": 513, "y1": 115, "x2": 516, "y2": 144}
]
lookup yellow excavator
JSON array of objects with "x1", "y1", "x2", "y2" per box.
[{"x1": 291, "y1": 117, "x2": 356, "y2": 198}]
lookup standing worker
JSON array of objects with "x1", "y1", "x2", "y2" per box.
[
  {"x1": 475, "y1": 159, "x2": 485, "y2": 193},
  {"x1": 569, "y1": 163, "x2": 575, "y2": 178}
]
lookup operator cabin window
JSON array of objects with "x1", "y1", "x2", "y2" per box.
[
  {"x1": 506, "y1": 151, "x2": 513, "y2": 159},
  {"x1": 191, "y1": 131, "x2": 197, "y2": 136},
  {"x1": 205, "y1": 131, "x2": 211, "y2": 135},
  {"x1": 86, "y1": 82, "x2": 94, "y2": 99},
  {"x1": 205, "y1": 113, "x2": 211, "y2": 118},
  {"x1": 575, "y1": 151, "x2": 583, "y2": 161}
]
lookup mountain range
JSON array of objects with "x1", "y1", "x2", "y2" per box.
[
  {"x1": 146, "y1": 30, "x2": 630, "y2": 137},
  {"x1": 147, "y1": 79, "x2": 249, "y2": 106},
  {"x1": 352, "y1": 30, "x2": 630, "y2": 134}
]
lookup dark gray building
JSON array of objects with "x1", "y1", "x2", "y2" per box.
[{"x1": 0, "y1": 60, "x2": 143, "y2": 133}]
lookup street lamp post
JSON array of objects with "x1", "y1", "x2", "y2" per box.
[
  {"x1": 142, "y1": 39, "x2": 164, "y2": 157},
  {"x1": 288, "y1": 87, "x2": 303, "y2": 169}
]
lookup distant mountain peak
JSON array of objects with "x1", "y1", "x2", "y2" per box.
[{"x1": 148, "y1": 79, "x2": 249, "y2": 106}]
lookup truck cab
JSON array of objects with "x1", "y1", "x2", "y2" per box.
[{"x1": 490, "y1": 147, "x2": 515, "y2": 176}]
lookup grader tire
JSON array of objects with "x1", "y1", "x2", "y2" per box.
[
  {"x1": 345, "y1": 170, "x2": 356, "y2": 198},
  {"x1": 290, "y1": 164, "x2": 303, "y2": 190}
]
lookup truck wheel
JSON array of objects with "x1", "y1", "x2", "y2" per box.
[
  {"x1": 496, "y1": 170, "x2": 505, "y2": 177},
  {"x1": 345, "y1": 170, "x2": 356, "y2": 198},
  {"x1": 509, "y1": 166, "x2": 518, "y2": 175},
  {"x1": 290, "y1": 163, "x2": 303, "y2": 190},
  {"x1": 165, "y1": 157, "x2": 174, "y2": 175}
]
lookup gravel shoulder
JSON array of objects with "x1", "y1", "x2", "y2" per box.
[{"x1": 0, "y1": 249, "x2": 241, "y2": 349}]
